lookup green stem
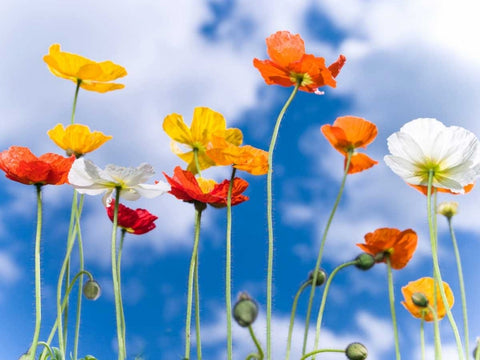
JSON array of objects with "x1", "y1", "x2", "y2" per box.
[
  {"x1": 70, "y1": 80, "x2": 81, "y2": 124},
  {"x1": 386, "y1": 256, "x2": 401, "y2": 360},
  {"x1": 300, "y1": 348, "x2": 345, "y2": 360},
  {"x1": 27, "y1": 184, "x2": 43, "y2": 360},
  {"x1": 426, "y1": 171, "x2": 463, "y2": 360},
  {"x1": 185, "y1": 206, "x2": 203, "y2": 360},
  {"x1": 73, "y1": 194, "x2": 85, "y2": 360},
  {"x1": 117, "y1": 229, "x2": 127, "y2": 351},
  {"x1": 428, "y1": 305, "x2": 442, "y2": 360},
  {"x1": 226, "y1": 167, "x2": 236, "y2": 360},
  {"x1": 111, "y1": 189, "x2": 126, "y2": 360},
  {"x1": 476, "y1": 338, "x2": 480, "y2": 360},
  {"x1": 420, "y1": 318, "x2": 425, "y2": 360},
  {"x1": 248, "y1": 325, "x2": 264, "y2": 360},
  {"x1": 303, "y1": 151, "x2": 352, "y2": 354},
  {"x1": 285, "y1": 281, "x2": 311, "y2": 360},
  {"x1": 194, "y1": 148, "x2": 202, "y2": 177},
  {"x1": 194, "y1": 252, "x2": 202, "y2": 360},
  {"x1": 313, "y1": 261, "x2": 356, "y2": 352},
  {"x1": 266, "y1": 82, "x2": 300, "y2": 360},
  {"x1": 447, "y1": 217, "x2": 469, "y2": 356}
]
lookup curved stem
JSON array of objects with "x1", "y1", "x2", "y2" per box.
[
  {"x1": 266, "y1": 83, "x2": 300, "y2": 360},
  {"x1": 386, "y1": 256, "x2": 401, "y2": 360},
  {"x1": 226, "y1": 167, "x2": 236, "y2": 360},
  {"x1": 70, "y1": 80, "x2": 81, "y2": 124},
  {"x1": 426, "y1": 171, "x2": 463, "y2": 360},
  {"x1": 111, "y1": 188, "x2": 126, "y2": 360},
  {"x1": 303, "y1": 151, "x2": 352, "y2": 354},
  {"x1": 184, "y1": 207, "x2": 203, "y2": 360},
  {"x1": 313, "y1": 261, "x2": 356, "y2": 353},
  {"x1": 428, "y1": 305, "x2": 442, "y2": 360},
  {"x1": 73, "y1": 194, "x2": 85, "y2": 360},
  {"x1": 300, "y1": 348, "x2": 345, "y2": 360},
  {"x1": 285, "y1": 280, "x2": 311, "y2": 360},
  {"x1": 27, "y1": 184, "x2": 43, "y2": 360},
  {"x1": 248, "y1": 325, "x2": 264, "y2": 360},
  {"x1": 447, "y1": 217, "x2": 469, "y2": 356}
]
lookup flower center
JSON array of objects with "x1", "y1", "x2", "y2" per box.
[{"x1": 289, "y1": 72, "x2": 313, "y2": 86}]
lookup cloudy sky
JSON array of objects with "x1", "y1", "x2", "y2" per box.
[{"x1": 2, "y1": 0, "x2": 480, "y2": 359}]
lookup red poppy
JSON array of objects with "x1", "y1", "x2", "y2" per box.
[
  {"x1": 321, "y1": 116, "x2": 378, "y2": 174},
  {"x1": 106, "y1": 200, "x2": 158, "y2": 235},
  {"x1": 356, "y1": 228, "x2": 418, "y2": 270},
  {"x1": 163, "y1": 166, "x2": 249, "y2": 207},
  {"x1": 253, "y1": 31, "x2": 346, "y2": 93},
  {"x1": 0, "y1": 146, "x2": 74, "y2": 185}
]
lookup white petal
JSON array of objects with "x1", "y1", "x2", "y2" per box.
[
  {"x1": 384, "y1": 155, "x2": 424, "y2": 184},
  {"x1": 134, "y1": 181, "x2": 170, "y2": 199},
  {"x1": 399, "y1": 118, "x2": 446, "y2": 156},
  {"x1": 105, "y1": 163, "x2": 155, "y2": 185},
  {"x1": 387, "y1": 132, "x2": 425, "y2": 164}
]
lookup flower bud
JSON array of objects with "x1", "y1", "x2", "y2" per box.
[
  {"x1": 233, "y1": 292, "x2": 258, "y2": 327},
  {"x1": 411, "y1": 292, "x2": 428, "y2": 308},
  {"x1": 473, "y1": 345, "x2": 479, "y2": 359},
  {"x1": 308, "y1": 269, "x2": 327, "y2": 287},
  {"x1": 437, "y1": 201, "x2": 458, "y2": 219},
  {"x1": 83, "y1": 279, "x2": 101, "y2": 301},
  {"x1": 355, "y1": 253, "x2": 375, "y2": 270},
  {"x1": 345, "y1": 342, "x2": 368, "y2": 360}
]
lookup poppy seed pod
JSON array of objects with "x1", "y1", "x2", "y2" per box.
[
  {"x1": 233, "y1": 292, "x2": 258, "y2": 327},
  {"x1": 354, "y1": 253, "x2": 375, "y2": 270},
  {"x1": 83, "y1": 279, "x2": 101, "y2": 301},
  {"x1": 345, "y1": 342, "x2": 368, "y2": 360},
  {"x1": 308, "y1": 269, "x2": 327, "y2": 286},
  {"x1": 411, "y1": 292, "x2": 429, "y2": 308}
]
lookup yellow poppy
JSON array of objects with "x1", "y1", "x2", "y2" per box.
[
  {"x1": 163, "y1": 107, "x2": 242, "y2": 174},
  {"x1": 48, "y1": 123, "x2": 112, "y2": 157},
  {"x1": 44, "y1": 44, "x2": 127, "y2": 93}
]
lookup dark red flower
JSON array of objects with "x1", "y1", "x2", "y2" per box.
[
  {"x1": 107, "y1": 200, "x2": 158, "y2": 235},
  {"x1": 0, "y1": 146, "x2": 74, "y2": 185},
  {"x1": 163, "y1": 166, "x2": 249, "y2": 207}
]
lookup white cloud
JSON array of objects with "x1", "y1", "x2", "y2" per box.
[{"x1": 0, "y1": 251, "x2": 21, "y2": 284}]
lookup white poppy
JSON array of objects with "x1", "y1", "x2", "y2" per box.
[
  {"x1": 68, "y1": 158, "x2": 170, "y2": 203},
  {"x1": 384, "y1": 118, "x2": 480, "y2": 193}
]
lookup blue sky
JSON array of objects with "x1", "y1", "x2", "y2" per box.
[{"x1": 2, "y1": 0, "x2": 480, "y2": 359}]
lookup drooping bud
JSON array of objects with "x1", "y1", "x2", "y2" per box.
[
  {"x1": 437, "y1": 201, "x2": 458, "y2": 219},
  {"x1": 83, "y1": 279, "x2": 101, "y2": 301},
  {"x1": 308, "y1": 269, "x2": 327, "y2": 287},
  {"x1": 354, "y1": 253, "x2": 375, "y2": 270},
  {"x1": 345, "y1": 342, "x2": 368, "y2": 360},
  {"x1": 411, "y1": 292, "x2": 428, "y2": 308},
  {"x1": 233, "y1": 292, "x2": 258, "y2": 327}
]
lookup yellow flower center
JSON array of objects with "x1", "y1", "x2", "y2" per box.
[
  {"x1": 289, "y1": 72, "x2": 313, "y2": 86},
  {"x1": 197, "y1": 178, "x2": 216, "y2": 194}
]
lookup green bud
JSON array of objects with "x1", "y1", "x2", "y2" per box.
[
  {"x1": 345, "y1": 342, "x2": 368, "y2": 360},
  {"x1": 83, "y1": 279, "x2": 101, "y2": 301},
  {"x1": 355, "y1": 253, "x2": 375, "y2": 270},
  {"x1": 308, "y1": 269, "x2": 327, "y2": 287},
  {"x1": 473, "y1": 345, "x2": 478, "y2": 359},
  {"x1": 233, "y1": 292, "x2": 258, "y2": 327},
  {"x1": 411, "y1": 292, "x2": 428, "y2": 308}
]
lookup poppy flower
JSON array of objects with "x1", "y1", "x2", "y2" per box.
[
  {"x1": 253, "y1": 31, "x2": 346, "y2": 93},
  {"x1": 106, "y1": 200, "x2": 158, "y2": 235},
  {"x1": 68, "y1": 157, "x2": 170, "y2": 204},
  {"x1": 163, "y1": 107, "x2": 243, "y2": 174},
  {"x1": 0, "y1": 146, "x2": 74, "y2": 185},
  {"x1": 356, "y1": 228, "x2": 417, "y2": 269},
  {"x1": 163, "y1": 166, "x2": 249, "y2": 207},
  {"x1": 437, "y1": 201, "x2": 458, "y2": 219},
  {"x1": 401, "y1": 277, "x2": 454, "y2": 321},
  {"x1": 43, "y1": 44, "x2": 127, "y2": 93},
  {"x1": 48, "y1": 123, "x2": 112, "y2": 157},
  {"x1": 321, "y1": 116, "x2": 378, "y2": 174},
  {"x1": 206, "y1": 135, "x2": 269, "y2": 175},
  {"x1": 384, "y1": 118, "x2": 480, "y2": 194}
]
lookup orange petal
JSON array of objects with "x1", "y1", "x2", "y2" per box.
[
  {"x1": 346, "y1": 153, "x2": 378, "y2": 174},
  {"x1": 266, "y1": 31, "x2": 305, "y2": 67},
  {"x1": 409, "y1": 183, "x2": 474, "y2": 195},
  {"x1": 253, "y1": 59, "x2": 295, "y2": 87},
  {"x1": 328, "y1": 55, "x2": 346, "y2": 78},
  {"x1": 333, "y1": 116, "x2": 378, "y2": 148}
]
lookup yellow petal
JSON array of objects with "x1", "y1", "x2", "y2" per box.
[
  {"x1": 190, "y1": 107, "x2": 226, "y2": 144},
  {"x1": 164, "y1": 114, "x2": 193, "y2": 145},
  {"x1": 79, "y1": 81, "x2": 125, "y2": 93},
  {"x1": 225, "y1": 128, "x2": 243, "y2": 146},
  {"x1": 48, "y1": 123, "x2": 112, "y2": 155}
]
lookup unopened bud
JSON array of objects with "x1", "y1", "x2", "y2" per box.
[
  {"x1": 83, "y1": 279, "x2": 101, "y2": 301},
  {"x1": 345, "y1": 342, "x2": 368, "y2": 360},
  {"x1": 233, "y1": 292, "x2": 258, "y2": 327},
  {"x1": 411, "y1": 292, "x2": 428, "y2": 308},
  {"x1": 437, "y1": 201, "x2": 458, "y2": 219},
  {"x1": 355, "y1": 253, "x2": 375, "y2": 270},
  {"x1": 308, "y1": 269, "x2": 327, "y2": 287}
]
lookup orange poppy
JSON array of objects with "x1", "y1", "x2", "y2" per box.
[
  {"x1": 253, "y1": 31, "x2": 346, "y2": 93},
  {"x1": 0, "y1": 146, "x2": 74, "y2": 185},
  {"x1": 206, "y1": 135, "x2": 269, "y2": 175},
  {"x1": 409, "y1": 183, "x2": 474, "y2": 196},
  {"x1": 321, "y1": 116, "x2": 378, "y2": 174},
  {"x1": 401, "y1": 277, "x2": 454, "y2": 321},
  {"x1": 163, "y1": 166, "x2": 249, "y2": 208},
  {"x1": 356, "y1": 228, "x2": 417, "y2": 269}
]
